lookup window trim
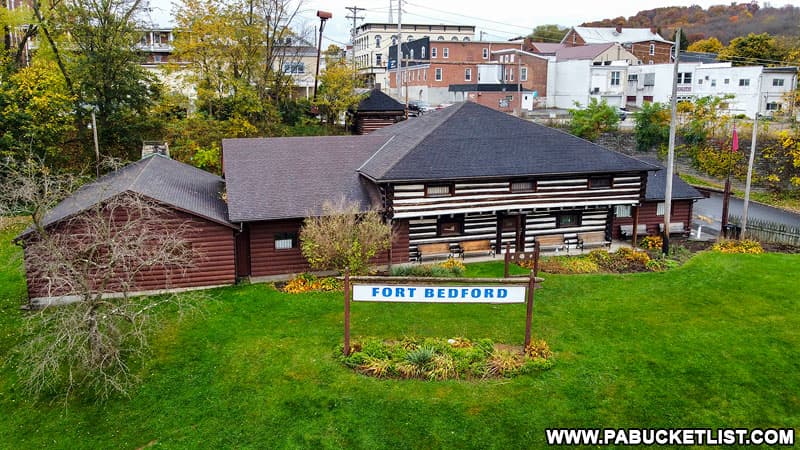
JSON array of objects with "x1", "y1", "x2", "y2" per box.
[
  {"x1": 434, "y1": 67, "x2": 442, "y2": 81},
  {"x1": 656, "y1": 202, "x2": 666, "y2": 216},
  {"x1": 614, "y1": 204, "x2": 632, "y2": 218},
  {"x1": 425, "y1": 183, "x2": 453, "y2": 197},
  {"x1": 588, "y1": 176, "x2": 613, "y2": 189},
  {"x1": 510, "y1": 180, "x2": 536, "y2": 193},
  {"x1": 610, "y1": 71, "x2": 620, "y2": 86},
  {"x1": 437, "y1": 216, "x2": 464, "y2": 237},
  {"x1": 482, "y1": 48, "x2": 488, "y2": 59},
  {"x1": 520, "y1": 67, "x2": 528, "y2": 82},
  {"x1": 556, "y1": 212, "x2": 581, "y2": 228},
  {"x1": 465, "y1": 67, "x2": 472, "y2": 81},
  {"x1": 274, "y1": 232, "x2": 298, "y2": 250},
  {"x1": 649, "y1": 43, "x2": 655, "y2": 55},
  {"x1": 431, "y1": 47, "x2": 437, "y2": 58},
  {"x1": 443, "y1": 47, "x2": 449, "y2": 58},
  {"x1": 773, "y1": 78, "x2": 784, "y2": 87}
]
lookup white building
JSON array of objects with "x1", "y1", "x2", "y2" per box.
[
  {"x1": 626, "y1": 62, "x2": 798, "y2": 118},
  {"x1": 353, "y1": 22, "x2": 475, "y2": 90}
]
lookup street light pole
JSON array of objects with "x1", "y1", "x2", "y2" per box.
[
  {"x1": 91, "y1": 110, "x2": 100, "y2": 178},
  {"x1": 313, "y1": 10, "x2": 332, "y2": 100}
]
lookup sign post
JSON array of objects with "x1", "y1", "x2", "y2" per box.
[{"x1": 343, "y1": 267, "x2": 351, "y2": 356}]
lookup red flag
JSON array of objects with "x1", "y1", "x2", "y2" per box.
[{"x1": 732, "y1": 126, "x2": 739, "y2": 152}]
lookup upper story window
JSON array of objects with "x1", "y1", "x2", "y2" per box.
[
  {"x1": 724, "y1": 78, "x2": 730, "y2": 84},
  {"x1": 407, "y1": 35, "x2": 414, "y2": 41},
  {"x1": 283, "y1": 62, "x2": 305, "y2": 74},
  {"x1": 482, "y1": 48, "x2": 488, "y2": 59},
  {"x1": 520, "y1": 67, "x2": 528, "y2": 82},
  {"x1": 431, "y1": 47, "x2": 437, "y2": 58},
  {"x1": 773, "y1": 78, "x2": 785, "y2": 87},
  {"x1": 572, "y1": 34, "x2": 576, "y2": 45},
  {"x1": 426, "y1": 183, "x2": 452, "y2": 197},
  {"x1": 376, "y1": 53, "x2": 382, "y2": 66},
  {"x1": 451, "y1": 36, "x2": 458, "y2": 41},
  {"x1": 410, "y1": 49, "x2": 415, "y2": 59},
  {"x1": 375, "y1": 35, "x2": 382, "y2": 48},
  {"x1": 510, "y1": 181, "x2": 535, "y2": 193},
  {"x1": 677, "y1": 72, "x2": 692, "y2": 84},
  {"x1": 649, "y1": 43, "x2": 655, "y2": 55},
  {"x1": 421, "y1": 46, "x2": 426, "y2": 58},
  {"x1": 443, "y1": 47, "x2": 449, "y2": 58},
  {"x1": 739, "y1": 78, "x2": 750, "y2": 87},
  {"x1": 435, "y1": 67, "x2": 442, "y2": 81},
  {"x1": 437, "y1": 36, "x2": 445, "y2": 41},
  {"x1": 589, "y1": 176, "x2": 612, "y2": 189},
  {"x1": 465, "y1": 68, "x2": 472, "y2": 81},
  {"x1": 610, "y1": 71, "x2": 620, "y2": 86},
  {"x1": 628, "y1": 74, "x2": 638, "y2": 82}
]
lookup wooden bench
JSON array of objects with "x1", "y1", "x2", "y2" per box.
[
  {"x1": 417, "y1": 242, "x2": 453, "y2": 262},
  {"x1": 619, "y1": 224, "x2": 648, "y2": 238},
  {"x1": 659, "y1": 222, "x2": 688, "y2": 236},
  {"x1": 534, "y1": 234, "x2": 565, "y2": 252},
  {"x1": 457, "y1": 240, "x2": 494, "y2": 259},
  {"x1": 578, "y1": 231, "x2": 611, "y2": 251}
]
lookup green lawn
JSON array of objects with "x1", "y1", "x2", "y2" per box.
[{"x1": 1, "y1": 223, "x2": 799, "y2": 448}]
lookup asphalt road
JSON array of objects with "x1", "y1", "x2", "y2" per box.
[{"x1": 692, "y1": 191, "x2": 800, "y2": 237}]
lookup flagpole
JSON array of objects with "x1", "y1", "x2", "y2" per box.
[
  {"x1": 741, "y1": 114, "x2": 759, "y2": 238},
  {"x1": 721, "y1": 121, "x2": 737, "y2": 238}
]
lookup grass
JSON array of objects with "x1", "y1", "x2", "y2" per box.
[{"x1": 0, "y1": 224, "x2": 799, "y2": 448}]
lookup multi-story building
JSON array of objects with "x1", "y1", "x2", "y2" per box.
[
  {"x1": 562, "y1": 26, "x2": 674, "y2": 64},
  {"x1": 138, "y1": 28, "x2": 176, "y2": 66},
  {"x1": 625, "y1": 62, "x2": 798, "y2": 118},
  {"x1": 353, "y1": 22, "x2": 475, "y2": 89},
  {"x1": 386, "y1": 38, "x2": 548, "y2": 112}
]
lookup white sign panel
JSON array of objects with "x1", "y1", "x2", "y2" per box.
[{"x1": 352, "y1": 285, "x2": 526, "y2": 303}]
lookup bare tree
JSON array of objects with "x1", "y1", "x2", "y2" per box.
[
  {"x1": 300, "y1": 198, "x2": 392, "y2": 276},
  {"x1": 1, "y1": 157, "x2": 202, "y2": 401}
]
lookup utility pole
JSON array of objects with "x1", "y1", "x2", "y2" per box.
[
  {"x1": 662, "y1": 28, "x2": 681, "y2": 255},
  {"x1": 396, "y1": 0, "x2": 403, "y2": 99},
  {"x1": 741, "y1": 87, "x2": 763, "y2": 238},
  {"x1": 346, "y1": 5, "x2": 365, "y2": 72}
]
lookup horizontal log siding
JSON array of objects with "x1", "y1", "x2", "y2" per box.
[
  {"x1": 397, "y1": 176, "x2": 640, "y2": 256},
  {"x1": 249, "y1": 220, "x2": 310, "y2": 276},
  {"x1": 25, "y1": 209, "x2": 236, "y2": 299},
  {"x1": 612, "y1": 200, "x2": 694, "y2": 239},
  {"x1": 372, "y1": 220, "x2": 411, "y2": 264},
  {"x1": 391, "y1": 176, "x2": 642, "y2": 219}
]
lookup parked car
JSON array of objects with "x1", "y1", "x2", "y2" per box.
[{"x1": 407, "y1": 100, "x2": 431, "y2": 116}]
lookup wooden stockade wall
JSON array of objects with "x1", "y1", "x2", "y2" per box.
[{"x1": 729, "y1": 216, "x2": 800, "y2": 246}]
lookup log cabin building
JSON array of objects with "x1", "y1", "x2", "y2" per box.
[
  {"x1": 611, "y1": 157, "x2": 704, "y2": 239},
  {"x1": 223, "y1": 102, "x2": 658, "y2": 276},
  {"x1": 349, "y1": 89, "x2": 407, "y2": 135},
  {"x1": 18, "y1": 155, "x2": 237, "y2": 302},
  {"x1": 23, "y1": 102, "x2": 666, "y2": 298}
]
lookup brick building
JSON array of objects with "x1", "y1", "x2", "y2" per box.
[
  {"x1": 387, "y1": 38, "x2": 548, "y2": 112},
  {"x1": 562, "y1": 26, "x2": 674, "y2": 64}
]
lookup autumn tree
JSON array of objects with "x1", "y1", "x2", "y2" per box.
[
  {"x1": 568, "y1": 98, "x2": 619, "y2": 141},
  {"x1": 300, "y1": 198, "x2": 392, "y2": 276},
  {"x1": 687, "y1": 37, "x2": 724, "y2": 53},
  {"x1": 718, "y1": 32, "x2": 788, "y2": 66},
  {"x1": 528, "y1": 24, "x2": 568, "y2": 43},
  {"x1": 633, "y1": 102, "x2": 670, "y2": 151},
  {"x1": 1, "y1": 157, "x2": 201, "y2": 401},
  {"x1": 313, "y1": 59, "x2": 364, "y2": 128},
  {"x1": 762, "y1": 127, "x2": 800, "y2": 192}
]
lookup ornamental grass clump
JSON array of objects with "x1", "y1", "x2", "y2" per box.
[
  {"x1": 712, "y1": 239, "x2": 764, "y2": 254},
  {"x1": 390, "y1": 259, "x2": 465, "y2": 277},
  {"x1": 340, "y1": 337, "x2": 554, "y2": 380},
  {"x1": 283, "y1": 273, "x2": 343, "y2": 293}
]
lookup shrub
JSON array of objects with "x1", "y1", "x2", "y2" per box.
[
  {"x1": 588, "y1": 248, "x2": 651, "y2": 273},
  {"x1": 712, "y1": 239, "x2": 764, "y2": 254},
  {"x1": 390, "y1": 262, "x2": 464, "y2": 277},
  {"x1": 535, "y1": 256, "x2": 599, "y2": 274},
  {"x1": 358, "y1": 357, "x2": 393, "y2": 378},
  {"x1": 525, "y1": 339, "x2": 554, "y2": 360},
  {"x1": 283, "y1": 273, "x2": 343, "y2": 293},
  {"x1": 639, "y1": 235, "x2": 663, "y2": 251},
  {"x1": 487, "y1": 349, "x2": 524, "y2": 377}
]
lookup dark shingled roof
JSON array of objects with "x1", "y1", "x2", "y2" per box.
[
  {"x1": 20, "y1": 155, "x2": 232, "y2": 237},
  {"x1": 638, "y1": 157, "x2": 704, "y2": 201},
  {"x1": 223, "y1": 135, "x2": 391, "y2": 222},
  {"x1": 355, "y1": 88, "x2": 405, "y2": 112},
  {"x1": 361, "y1": 102, "x2": 657, "y2": 182}
]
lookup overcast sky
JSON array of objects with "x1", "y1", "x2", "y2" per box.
[{"x1": 145, "y1": 0, "x2": 800, "y2": 47}]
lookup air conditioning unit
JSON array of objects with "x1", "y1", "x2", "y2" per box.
[{"x1": 591, "y1": 87, "x2": 600, "y2": 94}]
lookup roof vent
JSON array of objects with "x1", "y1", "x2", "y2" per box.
[{"x1": 142, "y1": 141, "x2": 170, "y2": 159}]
